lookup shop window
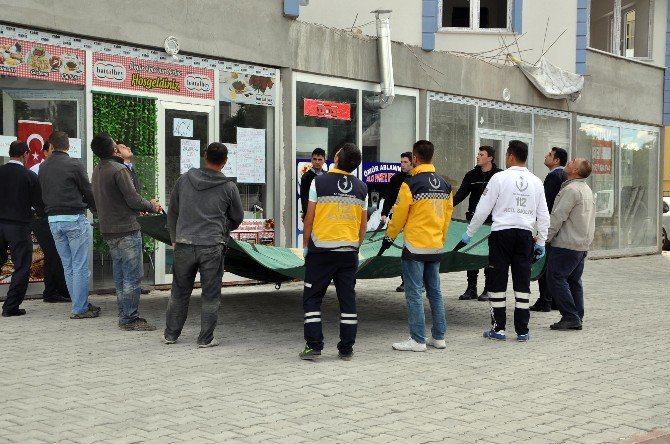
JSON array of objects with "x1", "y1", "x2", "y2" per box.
[
  {"x1": 589, "y1": 0, "x2": 651, "y2": 59},
  {"x1": 362, "y1": 93, "x2": 416, "y2": 163},
  {"x1": 479, "y1": 107, "x2": 532, "y2": 134},
  {"x1": 532, "y1": 115, "x2": 571, "y2": 181},
  {"x1": 441, "y1": 0, "x2": 511, "y2": 31}
]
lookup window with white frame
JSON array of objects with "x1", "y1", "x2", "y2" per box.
[
  {"x1": 589, "y1": 0, "x2": 652, "y2": 59},
  {"x1": 440, "y1": 0, "x2": 512, "y2": 31}
]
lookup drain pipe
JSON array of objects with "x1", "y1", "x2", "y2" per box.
[{"x1": 368, "y1": 9, "x2": 395, "y2": 109}]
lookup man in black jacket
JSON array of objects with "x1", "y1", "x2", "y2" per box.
[
  {"x1": 453, "y1": 146, "x2": 502, "y2": 301},
  {"x1": 530, "y1": 147, "x2": 568, "y2": 312},
  {"x1": 300, "y1": 148, "x2": 326, "y2": 221},
  {"x1": 0, "y1": 141, "x2": 43, "y2": 317},
  {"x1": 115, "y1": 141, "x2": 141, "y2": 194}
]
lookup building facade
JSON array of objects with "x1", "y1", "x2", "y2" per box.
[{"x1": 0, "y1": 0, "x2": 665, "y2": 293}]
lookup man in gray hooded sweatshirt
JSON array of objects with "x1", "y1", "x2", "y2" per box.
[{"x1": 164, "y1": 142, "x2": 244, "y2": 347}]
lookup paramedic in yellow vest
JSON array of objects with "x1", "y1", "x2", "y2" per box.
[
  {"x1": 299, "y1": 143, "x2": 368, "y2": 361},
  {"x1": 381, "y1": 140, "x2": 454, "y2": 352}
]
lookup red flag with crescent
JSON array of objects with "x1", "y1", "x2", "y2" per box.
[{"x1": 17, "y1": 120, "x2": 53, "y2": 169}]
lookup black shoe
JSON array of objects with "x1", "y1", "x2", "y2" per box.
[
  {"x1": 550, "y1": 320, "x2": 582, "y2": 330},
  {"x1": 529, "y1": 301, "x2": 551, "y2": 312},
  {"x1": 88, "y1": 303, "x2": 101, "y2": 313},
  {"x1": 338, "y1": 351, "x2": 354, "y2": 361},
  {"x1": 477, "y1": 290, "x2": 489, "y2": 301},
  {"x1": 396, "y1": 284, "x2": 404, "y2": 292},
  {"x1": 2, "y1": 308, "x2": 26, "y2": 317},
  {"x1": 458, "y1": 288, "x2": 478, "y2": 300},
  {"x1": 43, "y1": 295, "x2": 70, "y2": 303},
  {"x1": 299, "y1": 346, "x2": 322, "y2": 360}
]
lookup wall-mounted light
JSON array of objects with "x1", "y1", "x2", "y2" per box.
[{"x1": 164, "y1": 36, "x2": 180, "y2": 61}]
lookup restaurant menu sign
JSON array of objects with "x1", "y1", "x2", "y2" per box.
[
  {"x1": 92, "y1": 53, "x2": 215, "y2": 99},
  {"x1": 220, "y1": 72, "x2": 275, "y2": 106},
  {"x1": 0, "y1": 37, "x2": 85, "y2": 85}
]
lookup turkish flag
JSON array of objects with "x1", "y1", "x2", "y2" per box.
[{"x1": 18, "y1": 120, "x2": 53, "y2": 169}]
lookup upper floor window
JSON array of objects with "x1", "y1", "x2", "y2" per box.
[
  {"x1": 440, "y1": 0, "x2": 512, "y2": 31},
  {"x1": 589, "y1": 0, "x2": 651, "y2": 59}
]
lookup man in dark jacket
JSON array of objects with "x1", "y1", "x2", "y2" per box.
[
  {"x1": 115, "y1": 141, "x2": 141, "y2": 194},
  {"x1": 39, "y1": 131, "x2": 98, "y2": 319},
  {"x1": 164, "y1": 142, "x2": 244, "y2": 348},
  {"x1": 0, "y1": 141, "x2": 43, "y2": 317},
  {"x1": 530, "y1": 147, "x2": 568, "y2": 312},
  {"x1": 299, "y1": 148, "x2": 325, "y2": 221},
  {"x1": 453, "y1": 146, "x2": 502, "y2": 301},
  {"x1": 91, "y1": 133, "x2": 161, "y2": 331}
]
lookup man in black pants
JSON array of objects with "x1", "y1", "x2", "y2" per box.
[
  {"x1": 530, "y1": 147, "x2": 568, "y2": 312},
  {"x1": 380, "y1": 151, "x2": 412, "y2": 292},
  {"x1": 453, "y1": 146, "x2": 501, "y2": 301},
  {"x1": 0, "y1": 141, "x2": 44, "y2": 317},
  {"x1": 462, "y1": 141, "x2": 550, "y2": 342},
  {"x1": 300, "y1": 143, "x2": 367, "y2": 361},
  {"x1": 299, "y1": 148, "x2": 326, "y2": 221}
]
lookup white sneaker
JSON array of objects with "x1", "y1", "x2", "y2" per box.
[
  {"x1": 198, "y1": 339, "x2": 219, "y2": 348},
  {"x1": 392, "y1": 337, "x2": 427, "y2": 352},
  {"x1": 426, "y1": 336, "x2": 446, "y2": 349},
  {"x1": 162, "y1": 335, "x2": 177, "y2": 344}
]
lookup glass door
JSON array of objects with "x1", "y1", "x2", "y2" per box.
[
  {"x1": 155, "y1": 102, "x2": 215, "y2": 284},
  {"x1": 478, "y1": 130, "x2": 533, "y2": 172}
]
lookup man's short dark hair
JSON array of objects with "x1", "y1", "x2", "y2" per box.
[
  {"x1": 311, "y1": 148, "x2": 326, "y2": 158},
  {"x1": 552, "y1": 147, "x2": 568, "y2": 167},
  {"x1": 479, "y1": 145, "x2": 495, "y2": 159},
  {"x1": 42, "y1": 140, "x2": 51, "y2": 152},
  {"x1": 400, "y1": 151, "x2": 412, "y2": 161},
  {"x1": 206, "y1": 142, "x2": 228, "y2": 165},
  {"x1": 90, "y1": 133, "x2": 115, "y2": 159},
  {"x1": 336, "y1": 143, "x2": 361, "y2": 173},
  {"x1": 49, "y1": 131, "x2": 70, "y2": 152},
  {"x1": 507, "y1": 140, "x2": 528, "y2": 163},
  {"x1": 9, "y1": 140, "x2": 29, "y2": 158},
  {"x1": 412, "y1": 140, "x2": 434, "y2": 163}
]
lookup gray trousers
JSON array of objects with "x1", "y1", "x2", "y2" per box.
[{"x1": 164, "y1": 243, "x2": 225, "y2": 345}]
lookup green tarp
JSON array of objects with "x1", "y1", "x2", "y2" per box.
[{"x1": 137, "y1": 215, "x2": 546, "y2": 283}]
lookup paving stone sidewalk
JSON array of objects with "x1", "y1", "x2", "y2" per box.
[{"x1": 1, "y1": 253, "x2": 669, "y2": 443}]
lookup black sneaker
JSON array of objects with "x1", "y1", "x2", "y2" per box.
[
  {"x1": 529, "y1": 301, "x2": 551, "y2": 312},
  {"x1": 396, "y1": 284, "x2": 404, "y2": 292},
  {"x1": 338, "y1": 351, "x2": 354, "y2": 361},
  {"x1": 299, "y1": 346, "x2": 321, "y2": 360},
  {"x1": 70, "y1": 309, "x2": 99, "y2": 319},
  {"x1": 119, "y1": 318, "x2": 157, "y2": 331},
  {"x1": 2, "y1": 308, "x2": 26, "y2": 317},
  {"x1": 477, "y1": 291, "x2": 490, "y2": 301},
  {"x1": 550, "y1": 319, "x2": 582, "y2": 330},
  {"x1": 88, "y1": 303, "x2": 101, "y2": 313},
  {"x1": 459, "y1": 288, "x2": 477, "y2": 300}
]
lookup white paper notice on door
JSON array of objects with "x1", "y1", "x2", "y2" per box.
[
  {"x1": 173, "y1": 118, "x2": 193, "y2": 138},
  {"x1": 0, "y1": 135, "x2": 17, "y2": 157},
  {"x1": 222, "y1": 143, "x2": 238, "y2": 178},
  {"x1": 180, "y1": 139, "x2": 201, "y2": 174},
  {"x1": 68, "y1": 138, "x2": 82, "y2": 158},
  {"x1": 236, "y1": 127, "x2": 265, "y2": 184}
]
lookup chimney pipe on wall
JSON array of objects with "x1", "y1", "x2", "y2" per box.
[{"x1": 367, "y1": 10, "x2": 395, "y2": 110}]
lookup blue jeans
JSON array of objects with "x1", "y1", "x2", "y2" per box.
[
  {"x1": 106, "y1": 231, "x2": 143, "y2": 325},
  {"x1": 402, "y1": 259, "x2": 446, "y2": 343},
  {"x1": 49, "y1": 215, "x2": 91, "y2": 314},
  {"x1": 546, "y1": 247, "x2": 587, "y2": 323}
]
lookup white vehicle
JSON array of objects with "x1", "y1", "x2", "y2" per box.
[{"x1": 662, "y1": 197, "x2": 670, "y2": 251}]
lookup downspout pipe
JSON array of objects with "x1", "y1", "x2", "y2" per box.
[{"x1": 367, "y1": 10, "x2": 395, "y2": 110}]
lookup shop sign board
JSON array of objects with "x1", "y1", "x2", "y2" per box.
[
  {"x1": 18, "y1": 120, "x2": 53, "y2": 169},
  {"x1": 304, "y1": 98, "x2": 351, "y2": 121},
  {"x1": 591, "y1": 139, "x2": 613, "y2": 175},
  {"x1": 220, "y1": 72, "x2": 275, "y2": 106},
  {"x1": 362, "y1": 162, "x2": 401, "y2": 184},
  {"x1": 92, "y1": 53, "x2": 215, "y2": 100},
  {"x1": 0, "y1": 37, "x2": 85, "y2": 85}
]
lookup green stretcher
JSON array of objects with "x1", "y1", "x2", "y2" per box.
[{"x1": 137, "y1": 215, "x2": 546, "y2": 284}]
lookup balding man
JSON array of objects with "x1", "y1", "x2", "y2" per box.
[{"x1": 545, "y1": 158, "x2": 596, "y2": 331}]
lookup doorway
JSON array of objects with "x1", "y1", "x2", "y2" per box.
[{"x1": 477, "y1": 130, "x2": 533, "y2": 171}]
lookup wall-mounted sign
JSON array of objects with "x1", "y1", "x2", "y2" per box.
[
  {"x1": 92, "y1": 53, "x2": 215, "y2": 99},
  {"x1": 0, "y1": 37, "x2": 85, "y2": 85},
  {"x1": 304, "y1": 98, "x2": 351, "y2": 121},
  {"x1": 591, "y1": 139, "x2": 613, "y2": 175},
  {"x1": 18, "y1": 120, "x2": 53, "y2": 169},
  {"x1": 220, "y1": 72, "x2": 276, "y2": 106},
  {"x1": 362, "y1": 162, "x2": 401, "y2": 184}
]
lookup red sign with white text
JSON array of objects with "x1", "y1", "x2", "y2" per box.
[
  {"x1": 304, "y1": 98, "x2": 351, "y2": 120},
  {"x1": 92, "y1": 53, "x2": 215, "y2": 99},
  {"x1": 18, "y1": 120, "x2": 53, "y2": 169},
  {"x1": 0, "y1": 37, "x2": 85, "y2": 85},
  {"x1": 591, "y1": 139, "x2": 613, "y2": 175}
]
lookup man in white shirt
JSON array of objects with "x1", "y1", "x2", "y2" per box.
[{"x1": 461, "y1": 140, "x2": 550, "y2": 342}]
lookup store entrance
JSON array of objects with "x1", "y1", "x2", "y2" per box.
[
  {"x1": 477, "y1": 130, "x2": 533, "y2": 172},
  {"x1": 155, "y1": 101, "x2": 215, "y2": 284}
]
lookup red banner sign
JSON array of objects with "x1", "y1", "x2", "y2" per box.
[
  {"x1": 0, "y1": 37, "x2": 85, "y2": 85},
  {"x1": 591, "y1": 139, "x2": 613, "y2": 175},
  {"x1": 92, "y1": 53, "x2": 215, "y2": 99},
  {"x1": 304, "y1": 98, "x2": 351, "y2": 120},
  {"x1": 18, "y1": 120, "x2": 53, "y2": 169}
]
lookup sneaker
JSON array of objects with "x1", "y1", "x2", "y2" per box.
[
  {"x1": 517, "y1": 333, "x2": 530, "y2": 342},
  {"x1": 338, "y1": 351, "x2": 354, "y2": 361},
  {"x1": 299, "y1": 346, "x2": 322, "y2": 360},
  {"x1": 483, "y1": 329, "x2": 506, "y2": 341},
  {"x1": 426, "y1": 336, "x2": 446, "y2": 349},
  {"x1": 550, "y1": 320, "x2": 582, "y2": 330},
  {"x1": 70, "y1": 309, "x2": 99, "y2": 319},
  {"x1": 396, "y1": 284, "x2": 404, "y2": 292},
  {"x1": 198, "y1": 339, "x2": 220, "y2": 348},
  {"x1": 529, "y1": 301, "x2": 551, "y2": 312},
  {"x1": 162, "y1": 335, "x2": 177, "y2": 344},
  {"x1": 458, "y1": 288, "x2": 477, "y2": 300},
  {"x1": 119, "y1": 318, "x2": 157, "y2": 331},
  {"x1": 1, "y1": 308, "x2": 26, "y2": 317},
  {"x1": 392, "y1": 337, "x2": 427, "y2": 352},
  {"x1": 477, "y1": 291, "x2": 490, "y2": 301},
  {"x1": 88, "y1": 303, "x2": 101, "y2": 313}
]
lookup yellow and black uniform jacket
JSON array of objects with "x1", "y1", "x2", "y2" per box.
[
  {"x1": 386, "y1": 164, "x2": 453, "y2": 262},
  {"x1": 308, "y1": 168, "x2": 368, "y2": 253}
]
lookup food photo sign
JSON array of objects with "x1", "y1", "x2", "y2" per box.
[
  {"x1": 220, "y1": 72, "x2": 276, "y2": 106},
  {"x1": 0, "y1": 37, "x2": 85, "y2": 85},
  {"x1": 92, "y1": 53, "x2": 215, "y2": 100}
]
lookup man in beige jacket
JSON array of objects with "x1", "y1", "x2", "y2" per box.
[{"x1": 546, "y1": 158, "x2": 596, "y2": 331}]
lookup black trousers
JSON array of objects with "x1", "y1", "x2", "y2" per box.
[
  {"x1": 466, "y1": 267, "x2": 490, "y2": 290},
  {"x1": 0, "y1": 222, "x2": 33, "y2": 313},
  {"x1": 30, "y1": 218, "x2": 70, "y2": 300},
  {"x1": 303, "y1": 251, "x2": 358, "y2": 353},
  {"x1": 536, "y1": 245, "x2": 552, "y2": 306},
  {"x1": 487, "y1": 229, "x2": 533, "y2": 335}
]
